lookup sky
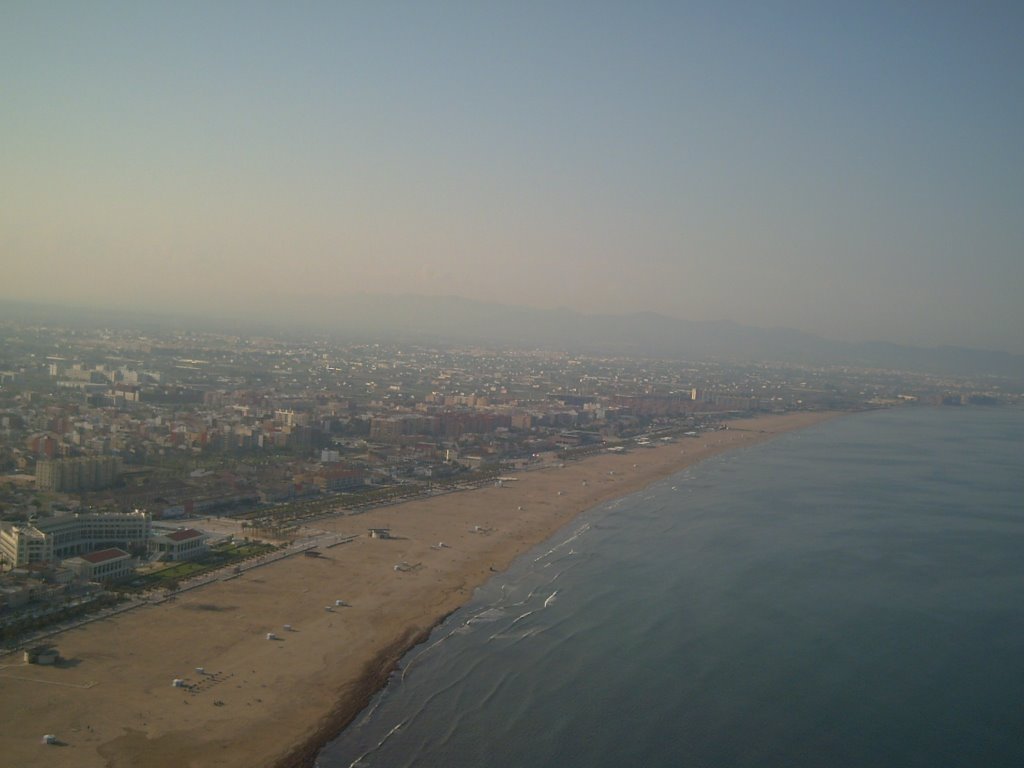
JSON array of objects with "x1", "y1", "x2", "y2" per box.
[{"x1": 2, "y1": 2, "x2": 1023, "y2": 353}]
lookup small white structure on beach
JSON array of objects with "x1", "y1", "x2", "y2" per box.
[
  {"x1": 195, "y1": 667, "x2": 205, "y2": 675},
  {"x1": 283, "y1": 624, "x2": 293, "y2": 631},
  {"x1": 172, "y1": 678, "x2": 186, "y2": 688},
  {"x1": 41, "y1": 734, "x2": 58, "y2": 745},
  {"x1": 24, "y1": 645, "x2": 59, "y2": 665},
  {"x1": 266, "y1": 632, "x2": 277, "y2": 641},
  {"x1": 335, "y1": 599, "x2": 348, "y2": 606}
]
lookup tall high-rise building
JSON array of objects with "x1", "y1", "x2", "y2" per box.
[{"x1": 35, "y1": 456, "x2": 122, "y2": 492}]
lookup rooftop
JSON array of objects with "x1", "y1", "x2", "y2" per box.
[
  {"x1": 80, "y1": 548, "x2": 130, "y2": 564},
  {"x1": 165, "y1": 528, "x2": 203, "y2": 542}
]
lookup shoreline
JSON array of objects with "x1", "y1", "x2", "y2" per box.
[
  {"x1": 273, "y1": 410, "x2": 849, "y2": 768},
  {"x1": 274, "y1": 622, "x2": 438, "y2": 768},
  {"x1": 0, "y1": 410, "x2": 842, "y2": 768}
]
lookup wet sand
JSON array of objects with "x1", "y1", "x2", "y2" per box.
[{"x1": 0, "y1": 411, "x2": 840, "y2": 767}]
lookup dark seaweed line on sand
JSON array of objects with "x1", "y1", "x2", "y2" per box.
[{"x1": 273, "y1": 612, "x2": 456, "y2": 768}]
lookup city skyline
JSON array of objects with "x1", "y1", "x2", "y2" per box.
[{"x1": 3, "y1": 3, "x2": 1023, "y2": 354}]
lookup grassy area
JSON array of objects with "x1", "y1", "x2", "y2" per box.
[
  {"x1": 116, "y1": 541, "x2": 280, "y2": 593},
  {"x1": 233, "y1": 466, "x2": 505, "y2": 528}
]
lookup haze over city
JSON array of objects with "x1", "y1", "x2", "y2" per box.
[
  {"x1": 3, "y1": 3, "x2": 1022, "y2": 354},
  {"x1": 3, "y1": 6, "x2": 1024, "y2": 764}
]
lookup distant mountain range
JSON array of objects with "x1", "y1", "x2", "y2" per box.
[{"x1": 2, "y1": 295, "x2": 1022, "y2": 380}]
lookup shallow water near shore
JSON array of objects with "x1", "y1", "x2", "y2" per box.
[{"x1": 317, "y1": 406, "x2": 1024, "y2": 768}]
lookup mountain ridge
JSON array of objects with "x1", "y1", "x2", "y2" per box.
[{"x1": 1, "y1": 295, "x2": 1021, "y2": 379}]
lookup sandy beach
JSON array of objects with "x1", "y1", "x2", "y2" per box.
[{"x1": 0, "y1": 411, "x2": 839, "y2": 767}]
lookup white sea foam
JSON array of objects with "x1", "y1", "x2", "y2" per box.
[
  {"x1": 347, "y1": 719, "x2": 405, "y2": 767},
  {"x1": 401, "y1": 622, "x2": 468, "y2": 683},
  {"x1": 466, "y1": 607, "x2": 506, "y2": 624},
  {"x1": 508, "y1": 610, "x2": 536, "y2": 627}
]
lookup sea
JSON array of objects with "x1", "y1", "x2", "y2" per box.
[{"x1": 316, "y1": 405, "x2": 1024, "y2": 768}]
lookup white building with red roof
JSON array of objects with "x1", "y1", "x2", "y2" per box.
[
  {"x1": 151, "y1": 528, "x2": 208, "y2": 561},
  {"x1": 64, "y1": 547, "x2": 134, "y2": 583}
]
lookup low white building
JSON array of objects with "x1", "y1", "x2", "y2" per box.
[
  {"x1": 65, "y1": 548, "x2": 134, "y2": 583},
  {"x1": 151, "y1": 528, "x2": 208, "y2": 561}
]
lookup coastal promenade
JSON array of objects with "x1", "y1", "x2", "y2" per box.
[{"x1": 0, "y1": 411, "x2": 838, "y2": 768}]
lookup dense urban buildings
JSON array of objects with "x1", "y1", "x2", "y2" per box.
[{"x1": 0, "y1": 316, "x2": 1016, "y2": 633}]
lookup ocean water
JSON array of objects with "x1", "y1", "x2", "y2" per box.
[{"x1": 317, "y1": 406, "x2": 1024, "y2": 768}]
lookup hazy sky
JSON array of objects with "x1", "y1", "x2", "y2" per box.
[{"x1": 3, "y1": 3, "x2": 1022, "y2": 353}]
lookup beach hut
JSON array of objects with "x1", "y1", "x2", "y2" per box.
[
  {"x1": 24, "y1": 645, "x2": 59, "y2": 665},
  {"x1": 172, "y1": 678, "x2": 186, "y2": 687},
  {"x1": 266, "y1": 632, "x2": 277, "y2": 641},
  {"x1": 41, "y1": 734, "x2": 58, "y2": 745}
]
